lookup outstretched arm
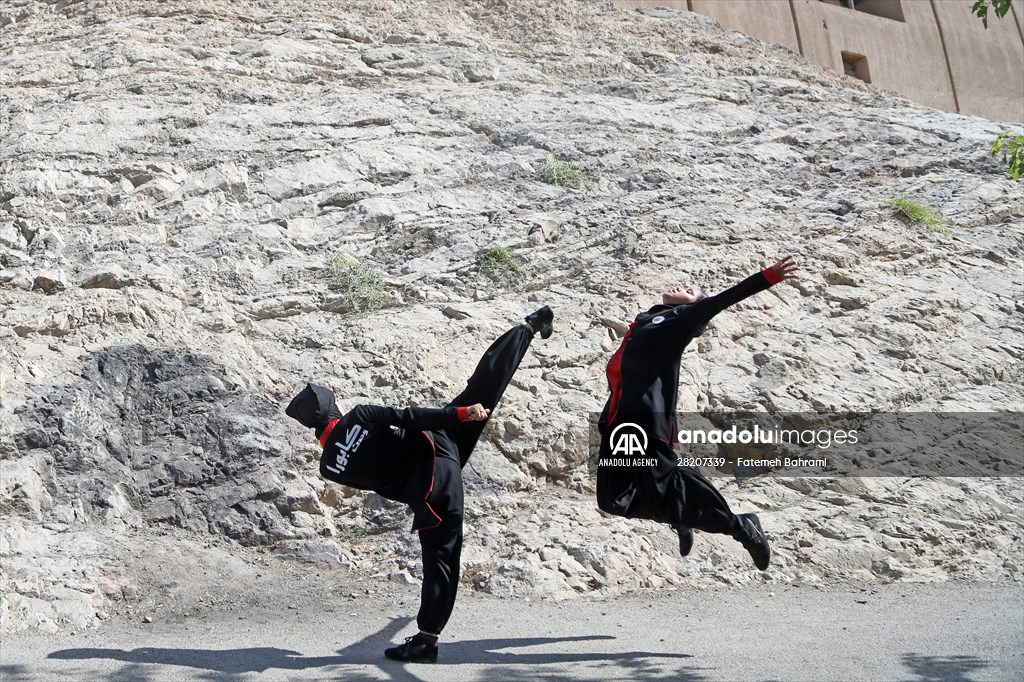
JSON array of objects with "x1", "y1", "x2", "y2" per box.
[
  {"x1": 355, "y1": 403, "x2": 490, "y2": 431},
  {"x1": 686, "y1": 256, "x2": 797, "y2": 327}
]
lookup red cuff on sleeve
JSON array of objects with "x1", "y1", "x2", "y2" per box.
[
  {"x1": 457, "y1": 406, "x2": 472, "y2": 422},
  {"x1": 762, "y1": 266, "x2": 782, "y2": 286}
]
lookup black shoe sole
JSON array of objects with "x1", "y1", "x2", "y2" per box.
[
  {"x1": 739, "y1": 514, "x2": 771, "y2": 570},
  {"x1": 526, "y1": 305, "x2": 554, "y2": 339},
  {"x1": 384, "y1": 650, "x2": 437, "y2": 664}
]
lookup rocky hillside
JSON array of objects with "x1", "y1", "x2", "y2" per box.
[{"x1": 1, "y1": 0, "x2": 1021, "y2": 633}]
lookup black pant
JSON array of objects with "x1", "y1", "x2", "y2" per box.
[
  {"x1": 416, "y1": 323, "x2": 534, "y2": 635},
  {"x1": 416, "y1": 508, "x2": 462, "y2": 635},
  {"x1": 597, "y1": 437, "x2": 738, "y2": 535},
  {"x1": 444, "y1": 323, "x2": 535, "y2": 467}
]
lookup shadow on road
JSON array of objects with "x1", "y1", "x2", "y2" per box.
[
  {"x1": 48, "y1": 645, "x2": 345, "y2": 674},
  {"x1": 45, "y1": 617, "x2": 415, "y2": 678},
  {"x1": 901, "y1": 653, "x2": 992, "y2": 682},
  {"x1": 0, "y1": 664, "x2": 31, "y2": 682},
  {"x1": 47, "y1": 616, "x2": 707, "y2": 681},
  {"x1": 335, "y1": 618, "x2": 707, "y2": 680},
  {"x1": 440, "y1": 636, "x2": 705, "y2": 681},
  {"x1": 442, "y1": 635, "x2": 693, "y2": 665}
]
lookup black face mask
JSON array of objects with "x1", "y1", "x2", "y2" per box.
[{"x1": 285, "y1": 383, "x2": 342, "y2": 437}]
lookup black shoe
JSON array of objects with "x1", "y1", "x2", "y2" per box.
[
  {"x1": 733, "y1": 513, "x2": 771, "y2": 570},
  {"x1": 675, "y1": 526, "x2": 694, "y2": 557},
  {"x1": 525, "y1": 305, "x2": 554, "y2": 339},
  {"x1": 384, "y1": 635, "x2": 438, "y2": 663}
]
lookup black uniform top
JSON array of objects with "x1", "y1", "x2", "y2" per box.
[
  {"x1": 318, "y1": 404, "x2": 464, "y2": 531},
  {"x1": 599, "y1": 269, "x2": 779, "y2": 443}
]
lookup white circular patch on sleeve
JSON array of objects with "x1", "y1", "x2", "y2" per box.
[{"x1": 652, "y1": 316, "x2": 665, "y2": 324}]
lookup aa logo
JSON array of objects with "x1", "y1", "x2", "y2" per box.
[{"x1": 610, "y1": 422, "x2": 648, "y2": 456}]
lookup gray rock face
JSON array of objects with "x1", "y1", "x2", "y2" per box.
[{"x1": 1, "y1": 0, "x2": 1022, "y2": 633}]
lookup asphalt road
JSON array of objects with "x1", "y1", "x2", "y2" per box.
[{"x1": 1, "y1": 583, "x2": 1021, "y2": 681}]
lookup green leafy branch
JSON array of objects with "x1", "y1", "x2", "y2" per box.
[
  {"x1": 992, "y1": 131, "x2": 1024, "y2": 181},
  {"x1": 970, "y1": 0, "x2": 1012, "y2": 28}
]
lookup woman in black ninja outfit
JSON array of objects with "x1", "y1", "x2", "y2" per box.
[
  {"x1": 597, "y1": 256, "x2": 797, "y2": 570},
  {"x1": 286, "y1": 305, "x2": 553, "y2": 664}
]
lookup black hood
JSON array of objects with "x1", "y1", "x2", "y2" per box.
[{"x1": 286, "y1": 383, "x2": 342, "y2": 437}]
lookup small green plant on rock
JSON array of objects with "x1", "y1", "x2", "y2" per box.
[
  {"x1": 335, "y1": 525, "x2": 382, "y2": 544},
  {"x1": 536, "y1": 153, "x2": 592, "y2": 190},
  {"x1": 884, "y1": 197, "x2": 954, "y2": 236},
  {"x1": 508, "y1": 43, "x2": 535, "y2": 56},
  {"x1": 323, "y1": 256, "x2": 390, "y2": 314},
  {"x1": 394, "y1": 8, "x2": 414, "y2": 21},
  {"x1": 478, "y1": 245, "x2": 528, "y2": 289},
  {"x1": 479, "y1": 245, "x2": 526, "y2": 277}
]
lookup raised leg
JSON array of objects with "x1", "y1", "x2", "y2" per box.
[{"x1": 445, "y1": 323, "x2": 535, "y2": 466}]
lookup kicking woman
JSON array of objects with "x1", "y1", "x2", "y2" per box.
[
  {"x1": 286, "y1": 305, "x2": 553, "y2": 663},
  {"x1": 597, "y1": 256, "x2": 797, "y2": 570}
]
